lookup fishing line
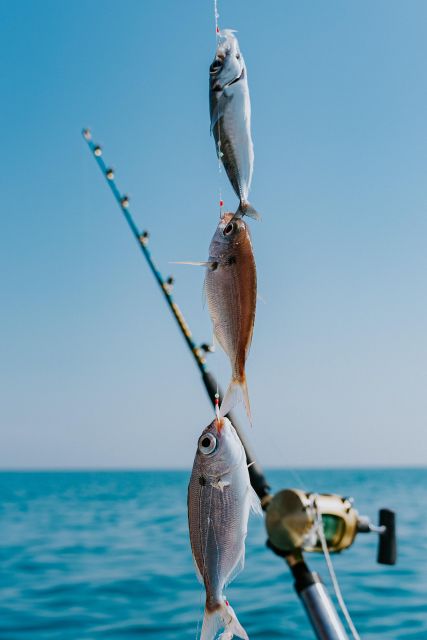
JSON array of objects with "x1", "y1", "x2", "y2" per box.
[
  {"x1": 209, "y1": 0, "x2": 227, "y2": 411},
  {"x1": 195, "y1": 594, "x2": 203, "y2": 640},
  {"x1": 213, "y1": 0, "x2": 224, "y2": 217},
  {"x1": 314, "y1": 498, "x2": 361, "y2": 640},
  {"x1": 195, "y1": 484, "x2": 208, "y2": 640},
  {"x1": 287, "y1": 467, "x2": 306, "y2": 490},
  {"x1": 214, "y1": 0, "x2": 220, "y2": 37},
  {"x1": 196, "y1": 482, "x2": 216, "y2": 640},
  {"x1": 210, "y1": 334, "x2": 223, "y2": 426},
  {"x1": 210, "y1": 496, "x2": 222, "y2": 605},
  {"x1": 215, "y1": 391, "x2": 221, "y2": 423}
]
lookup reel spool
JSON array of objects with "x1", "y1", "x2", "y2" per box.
[{"x1": 265, "y1": 489, "x2": 396, "y2": 565}]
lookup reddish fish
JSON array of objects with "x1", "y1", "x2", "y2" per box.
[{"x1": 205, "y1": 213, "x2": 257, "y2": 421}]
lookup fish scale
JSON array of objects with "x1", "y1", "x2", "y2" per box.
[
  {"x1": 191, "y1": 483, "x2": 242, "y2": 607},
  {"x1": 217, "y1": 130, "x2": 244, "y2": 203}
]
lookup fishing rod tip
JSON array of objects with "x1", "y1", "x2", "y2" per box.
[{"x1": 82, "y1": 128, "x2": 92, "y2": 140}]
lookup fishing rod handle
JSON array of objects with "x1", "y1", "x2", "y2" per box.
[{"x1": 290, "y1": 561, "x2": 350, "y2": 640}]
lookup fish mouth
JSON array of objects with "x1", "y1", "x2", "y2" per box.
[
  {"x1": 209, "y1": 59, "x2": 223, "y2": 75},
  {"x1": 219, "y1": 212, "x2": 234, "y2": 227},
  {"x1": 209, "y1": 53, "x2": 226, "y2": 75},
  {"x1": 215, "y1": 417, "x2": 225, "y2": 434}
]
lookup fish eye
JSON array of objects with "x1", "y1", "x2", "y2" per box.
[
  {"x1": 198, "y1": 433, "x2": 217, "y2": 455},
  {"x1": 236, "y1": 53, "x2": 241, "y2": 59},
  {"x1": 223, "y1": 222, "x2": 235, "y2": 236}
]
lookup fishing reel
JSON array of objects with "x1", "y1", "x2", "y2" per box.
[{"x1": 265, "y1": 489, "x2": 396, "y2": 565}]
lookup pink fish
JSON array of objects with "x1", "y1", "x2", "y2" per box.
[{"x1": 205, "y1": 213, "x2": 257, "y2": 421}]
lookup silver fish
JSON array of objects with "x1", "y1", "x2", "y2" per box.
[
  {"x1": 188, "y1": 417, "x2": 261, "y2": 640},
  {"x1": 205, "y1": 213, "x2": 257, "y2": 421},
  {"x1": 209, "y1": 30, "x2": 259, "y2": 221}
]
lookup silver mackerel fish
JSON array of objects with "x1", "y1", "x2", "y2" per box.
[
  {"x1": 210, "y1": 30, "x2": 259, "y2": 221},
  {"x1": 188, "y1": 417, "x2": 261, "y2": 640}
]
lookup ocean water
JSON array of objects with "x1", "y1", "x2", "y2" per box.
[{"x1": 0, "y1": 469, "x2": 426, "y2": 639}]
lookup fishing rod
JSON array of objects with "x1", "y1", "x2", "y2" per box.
[
  {"x1": 81, "y1": 128, "x2": 269, "y2": 502},
  {"x1": 82, "y1": 129, "x2": 397, "y2": 640}
]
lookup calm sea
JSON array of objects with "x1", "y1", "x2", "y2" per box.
[{"x1": 0, "y1": 469, "x2": 426, "y2": 639}]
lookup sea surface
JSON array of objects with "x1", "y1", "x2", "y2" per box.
[{"x1": 0, "y1": 469, "x2": 426, "y2": 639}]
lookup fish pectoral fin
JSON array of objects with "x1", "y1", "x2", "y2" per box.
[
  {"x1": 224, "y1": 548, "x2": 245, "y2": 588},
  {"x1": 212, "y1": 479, "x2": 231, "y2": 491},
  {"x1": 249, "y1": 485, "x2": 263, "y2": 516}
]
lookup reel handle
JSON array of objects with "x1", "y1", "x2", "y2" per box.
[{"x1": 377, "y1": 509, "x2": 397, "y2": 565}]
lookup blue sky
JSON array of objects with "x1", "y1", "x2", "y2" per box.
[{"x1": 1, "y1": 0, "x2": 426, "y2": 469}]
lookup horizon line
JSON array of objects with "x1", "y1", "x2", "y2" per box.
[{"x1": 0, "y1": 463, "x2": 426, "y2": 472}]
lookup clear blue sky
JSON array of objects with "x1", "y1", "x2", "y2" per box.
[{"x1": 1, "y1": 0, "x2": 426, "y2": 469}]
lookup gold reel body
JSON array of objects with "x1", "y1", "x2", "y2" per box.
[{"x1": 266, "y1": 489, "x2": 359, "y2": 555}]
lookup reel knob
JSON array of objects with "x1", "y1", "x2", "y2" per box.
[{"x1": 377, "y1": 509, "x2": 396, "y2": 565}]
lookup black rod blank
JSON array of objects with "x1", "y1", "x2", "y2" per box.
[{"x1": 82, "y1": 129, "x2": 270, "y2": 501}]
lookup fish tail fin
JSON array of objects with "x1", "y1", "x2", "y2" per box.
[
  {"x1": 236, "y1": 201, "x2": 261, "y2": 221},
  {"x1": 240, "y1": 375, "x2": 252, "y2": 425},
  {"x1": 201, "y1": 601, "x2": 248, "y2": 640},
  {"x1": 220, "y1": 375, "x2": 252, "y2": 424},
  {"x1": 219, "y1": 379, "x2": 241, "y2": 418},
  {"x1": 200, "y1": 608, "x2": 222, "y2": 640}
]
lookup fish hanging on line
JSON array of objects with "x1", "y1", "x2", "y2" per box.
[
  {"x1": 206, "y1": 213, "x2": 257, "y2": 421},
  {"x1": 188, "y1": 416, "x2": 261, "y2": 640},
  {"x1": 210, "y1": 29, "x2": 260, "y2": 222},
  {"x1": 173, "y1": 213, "x2": 257, "y2": 421}
]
